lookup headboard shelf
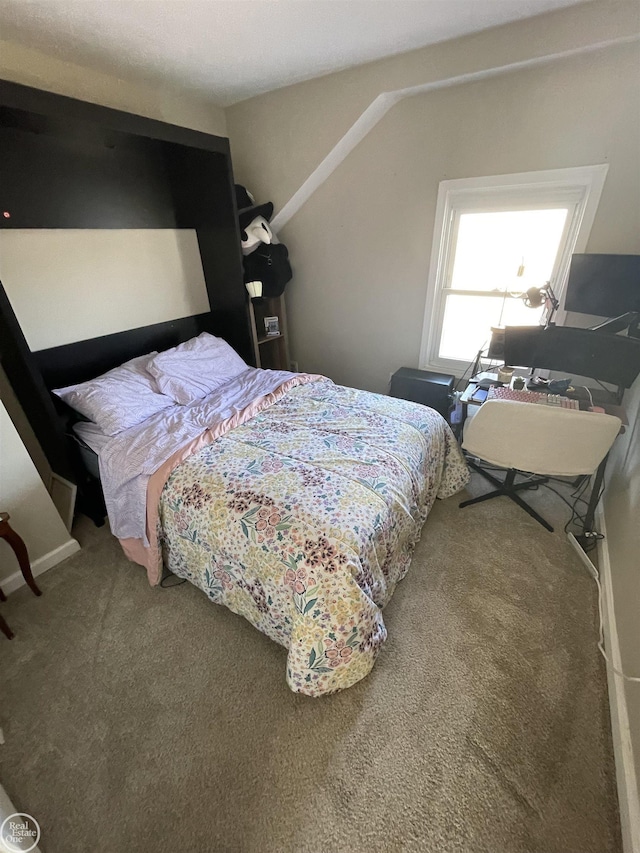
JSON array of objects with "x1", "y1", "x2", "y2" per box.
[{"x1": 34, "y1": 312, "x2": 228, "y2": 391}]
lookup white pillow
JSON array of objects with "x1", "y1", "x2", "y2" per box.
[
  {"x1": 146, "y1": 333, "x2": 249, "y2": 405},
  {"x1": 54, "y1": 353, "x2": 175, "y2": 436}
]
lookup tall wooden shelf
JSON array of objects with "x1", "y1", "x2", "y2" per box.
[{"x1": 248, "y1": 295, "x2": 290, "y2": 370}]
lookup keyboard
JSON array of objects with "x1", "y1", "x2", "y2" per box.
[{"x1": 487, "y1": 385, "x2": 580, "y2": 410}]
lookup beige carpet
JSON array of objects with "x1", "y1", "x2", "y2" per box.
[{"x1": 0, "y1": 475, "x2": 620, "y2": 853}]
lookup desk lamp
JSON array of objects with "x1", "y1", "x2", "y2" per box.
[{"x1": 520, "y1": 282, "x2": 559, "y2": 327}]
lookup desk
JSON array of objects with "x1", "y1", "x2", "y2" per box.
[
  {"x1": 457, "y1": 376, "x2": 625, "y2": 542},
  {"x1": 459, "y1": 374, "x2": 626, "y2": 425}
]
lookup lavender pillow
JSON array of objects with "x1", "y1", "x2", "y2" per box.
[
  {"x1": 54, "y1": 353, "x2": 175, "y2": 436},
  {"x1": 147, "y1": 333, "x2": 249, "y2": 405}
]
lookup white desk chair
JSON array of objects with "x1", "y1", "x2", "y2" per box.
[{"x1": 460, "y1": 399, "x2": 622, "y2": 531}]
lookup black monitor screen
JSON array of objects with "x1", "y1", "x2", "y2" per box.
[
  {"x1": 564, "y1": 254, "x2": 640, "y2": 317},
  {"x1": 503, "y1": 325, "x2": 640, "y2": 388}
]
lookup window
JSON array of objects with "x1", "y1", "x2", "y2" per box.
[{"x1": 420, "y1": 166, "x2": 608, "y2": 375}]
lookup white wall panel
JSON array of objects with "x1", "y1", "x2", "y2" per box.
[{"x1": 0, "y1": 229, "x2": 209, "y2": 351}]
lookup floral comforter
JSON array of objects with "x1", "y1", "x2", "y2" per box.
[{"x1": 158, "y1": 380, "x2": 468, "y2": 696}]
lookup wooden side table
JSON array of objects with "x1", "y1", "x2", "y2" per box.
[
  {"x1": 0, "y1": 512, "x2": 42, "y2": 640},
  {"x1": 0, "y1": 595, "x2": 13, "y2": 640}
]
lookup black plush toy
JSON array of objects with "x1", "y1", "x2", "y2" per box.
[{"x1": 235, "y1": 185, "x2": 292, "y2": 298}]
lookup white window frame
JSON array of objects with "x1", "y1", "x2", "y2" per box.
[{"x1": 419, "y1": 165, "x2": 609, "y2": 376}]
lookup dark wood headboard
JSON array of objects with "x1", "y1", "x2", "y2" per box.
[
  {"x1": 0, "y1": 80, "x2": 251, "y2": 519},
  {"x1": 34, "y1": 313, "x2": 226, "y2": 392}
]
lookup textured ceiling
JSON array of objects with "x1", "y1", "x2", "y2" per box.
[{"x1": 0, "y1": 0, "x2": 587, "y2": 106}]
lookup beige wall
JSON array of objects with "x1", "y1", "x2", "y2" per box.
[
  {"x1": 0, "y1": 400, "x2": 79, "y2": 585},
  {"x1": 0, "y1": 39, "x2": 226, "y2": 136},
  {"x1": 603, "y1": 361, "x2": 640, "y2": 788},
  {"x1": 227, "y1": 1, "x2": 639, "y2": 392},
  {"x1": 227, "y1": 0, "x2": 639, "y2": 217},
  {"x1": 584, "y1": 86, "x2": 640, "y2": 786},
  {"x1": 226, "y1": 0, "x2": 640, "y2": 802},
  {"x1": 231, "y1": 40, "x2": 639, "y2": 392},
  {"x1": 0, "y1": 367, "x2": 49, "y2": 484}
]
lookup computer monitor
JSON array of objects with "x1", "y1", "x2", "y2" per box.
[
  {"x1": 503, "y1": 325, "x2": 640, "y2": 388},
  {"x1": 564, "y1": 254, "x2": 640, "y2": 317}
]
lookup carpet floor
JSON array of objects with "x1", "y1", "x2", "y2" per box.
[{"x1": 0, "y1": 474, "x2": 621, "y2": 853}]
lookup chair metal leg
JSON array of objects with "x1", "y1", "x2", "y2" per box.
[
  {"x1": 467, "y1": 462, "x2": 505, "y2": 490},
  {"x1": 459, "y1": 488, "x2": 506, "y2": 508},
  {"x1": 511, "y1": 477, "x2": 549, "y2": 492},
  {"x1": 467, "y1": 459, "x2": 547, "y2": 492},
  {"x1": 504, "y1": 488, "x2": 554, "y2": 532},
  {"x1": 460, "y1": 463, "x2": 554, "y2": 532}
]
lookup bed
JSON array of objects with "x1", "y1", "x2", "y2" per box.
[
  {"x1": 56, "y1": 333, "x2": 469, "y2": 696},
  {"x1": 2, "y1": 84, "x2": 468, "y2": 695}
]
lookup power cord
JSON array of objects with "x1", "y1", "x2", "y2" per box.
[
  {"x1": 454, "y1": 358, "x2": 477, "y2": 393},
  {"x1": 454, "y1": 342, "x2": 490, "y2": 393},
  {"x1": 539, "y1": 474, "x2": 608, "y2": 552}
]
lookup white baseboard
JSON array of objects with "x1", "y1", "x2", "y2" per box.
[
  {"x1": 595, "y1": 504, "x2": 640, "y2": 853},
  {"x1": 0, "y1": 538, "x2": 80, "y2": 596}
]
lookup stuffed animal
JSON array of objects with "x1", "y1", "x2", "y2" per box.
[
  {"x1": 241, "y1": 215, "x2": 273, "y2": 256},
  {"x1": 235, "y1": 185, "x2": 292, "y2": 298}
]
